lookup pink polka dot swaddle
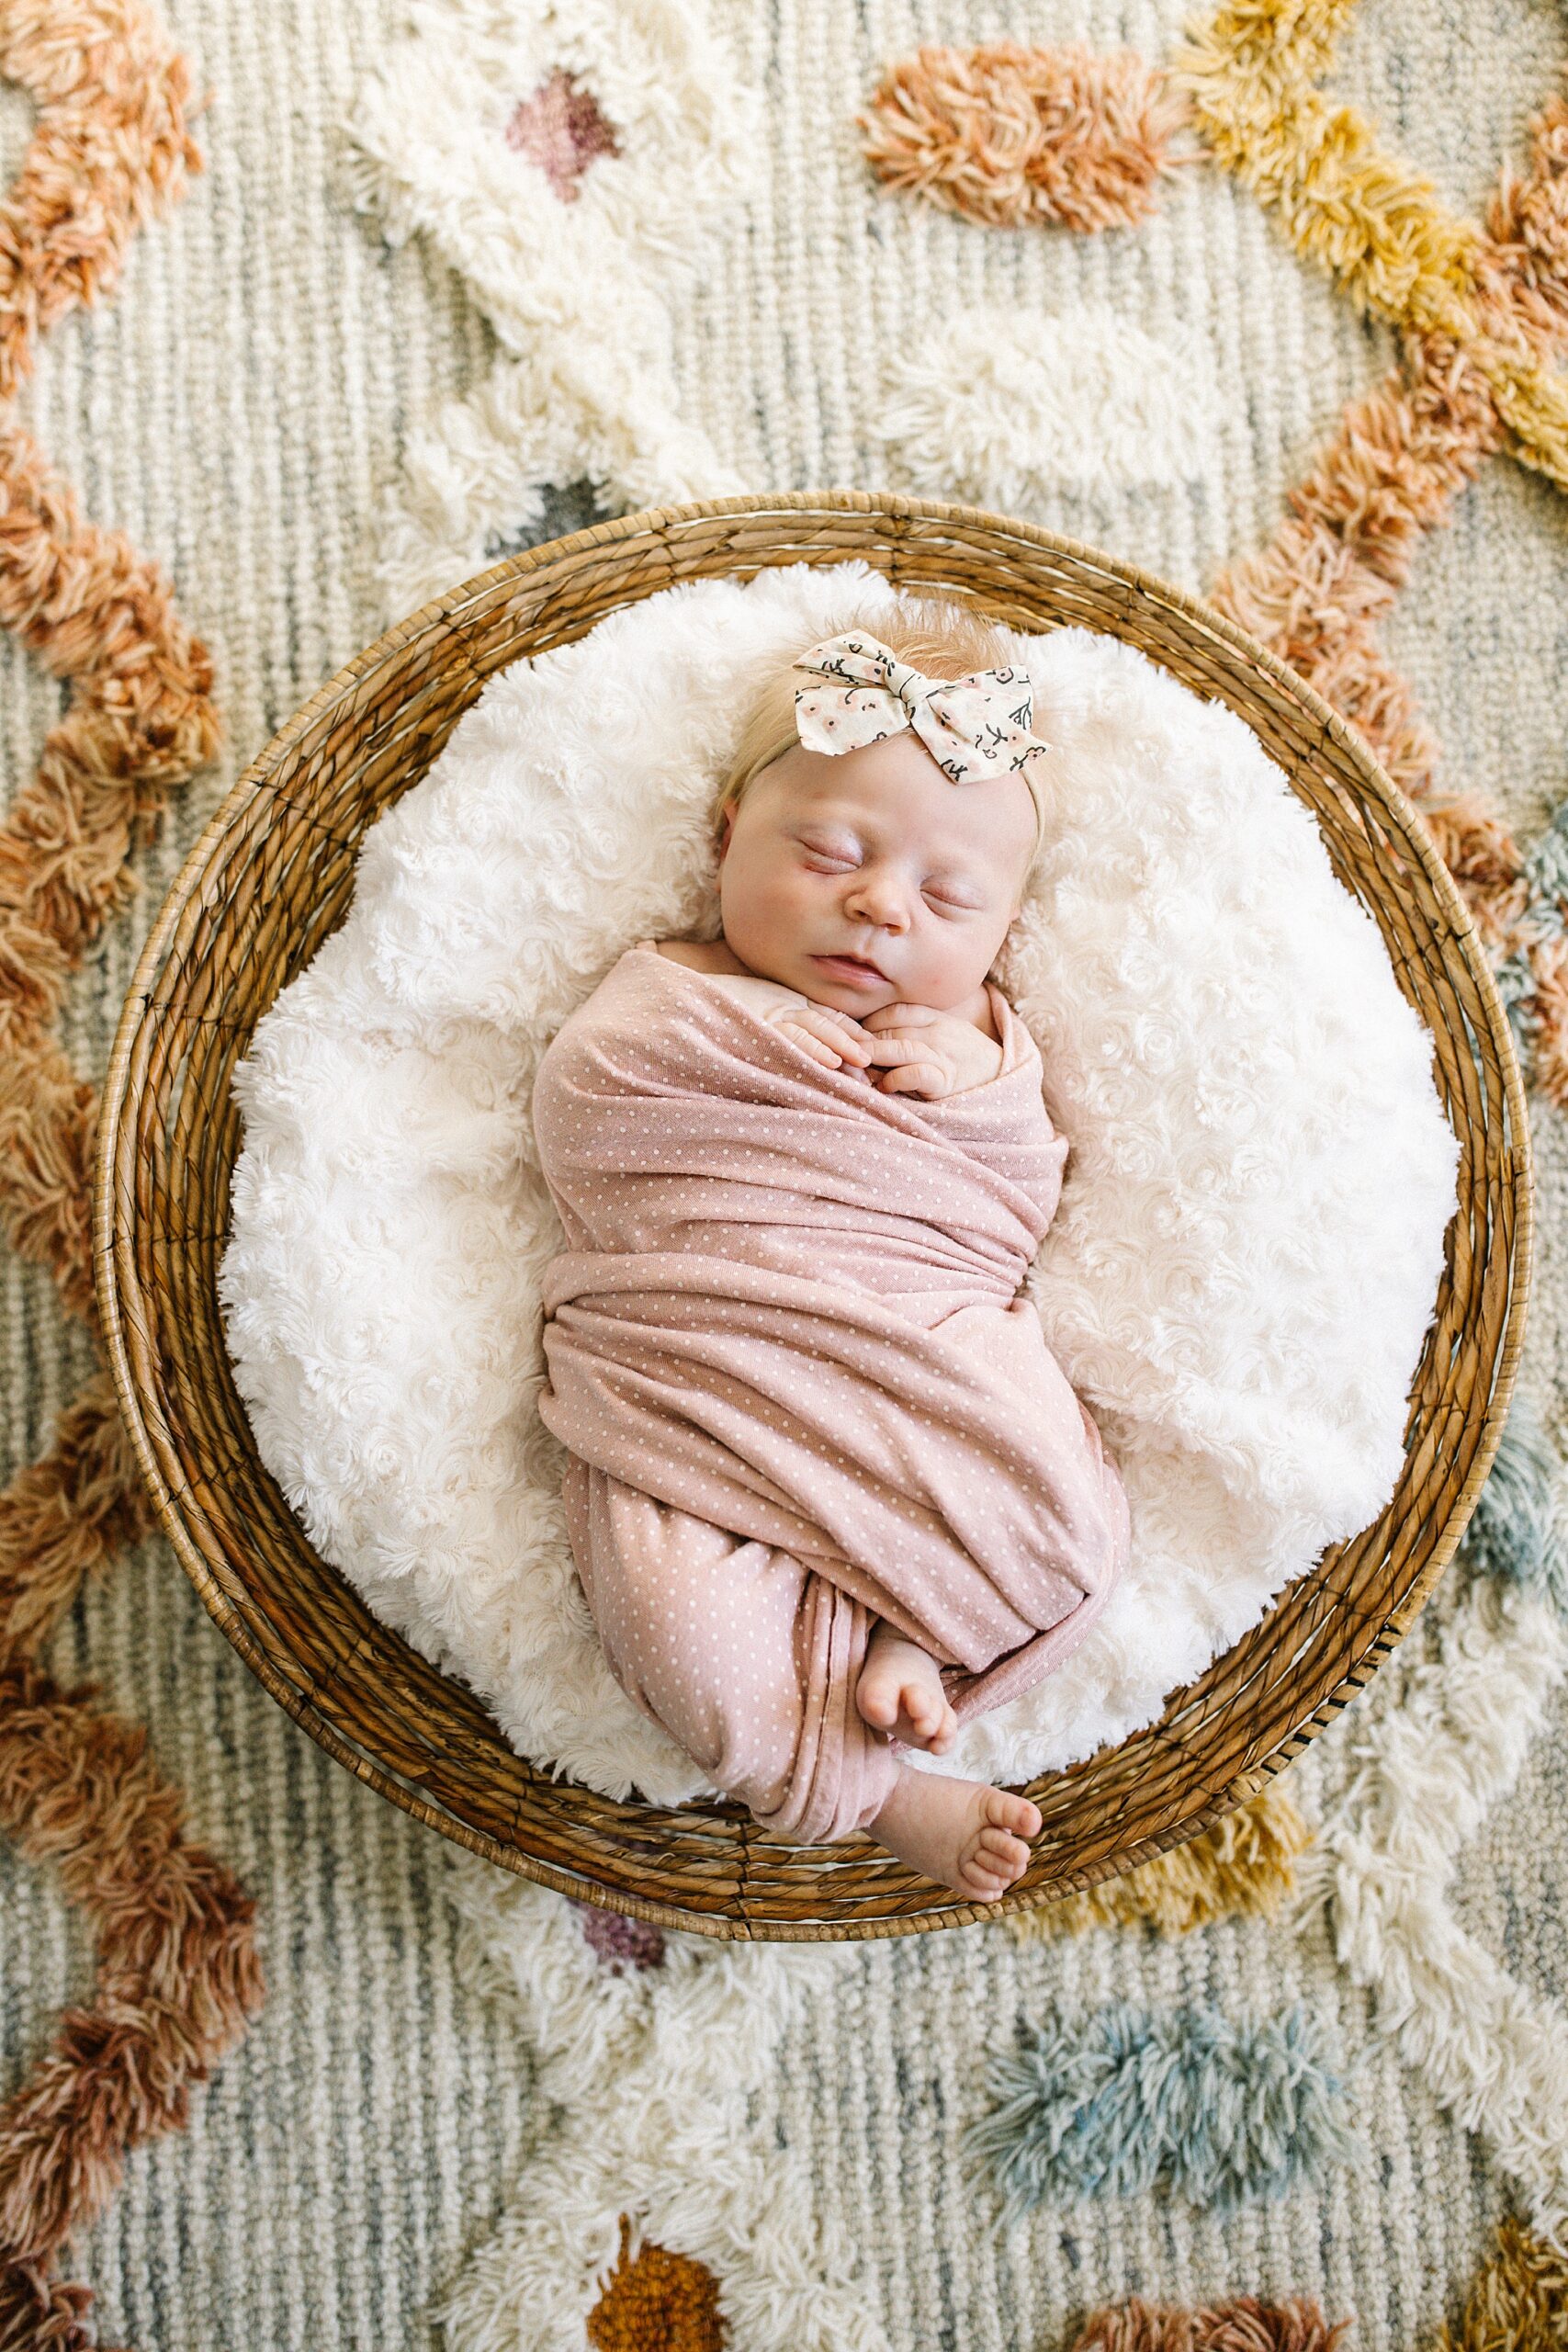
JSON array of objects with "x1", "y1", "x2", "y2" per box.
[{"x1": 531, "y1": 942, "x2": 1130, "y2": 1844}]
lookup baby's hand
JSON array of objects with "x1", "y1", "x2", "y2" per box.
[
  {"x1": 766, "y1": 1001, "x2": 875, "y2": 1076},
  {"x1": 859, "y1": 1002, "x2": 1004, "y2": 1099}
]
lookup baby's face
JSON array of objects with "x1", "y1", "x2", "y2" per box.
[{"x1": 716, "y1": 732, "x2": 1037, "y2": 1017}]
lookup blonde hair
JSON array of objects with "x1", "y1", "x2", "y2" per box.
[{"x1": 711, "y1": 593, "x2": 1043, "y2": 892}]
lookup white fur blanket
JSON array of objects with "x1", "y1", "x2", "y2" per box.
[{"x1": 217, "y1": 561, "x2": 1461, "y2": 1803}]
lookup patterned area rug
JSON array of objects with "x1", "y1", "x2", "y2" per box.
[{"x1": 2, "y1": 0, "x2": 1567, "y2": 2346}]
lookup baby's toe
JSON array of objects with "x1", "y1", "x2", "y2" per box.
[
  {"x1": 986, "y1": 1790, "x2": 1042, "y2": 1840},
  {"x1": 969, "y1": 1837, "x2": 1028, "y2": 1894},
  {"x1": 960, "y1": 1849, "x2": 1012, "y2": 1898},
  {"x1": 857, "y1": 1679, "x2": 897, "y2": 1727}
]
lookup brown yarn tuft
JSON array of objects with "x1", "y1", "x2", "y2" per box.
[
  {"x1": 1526, "y1": 930, "x2": 1568, "y2": 1105},
  {"x1": 1067, "y1": 2294, "x2": 1354, "y2": 2352},
  {"x1": 0, "y1": 11, "x2": 253, "y2": 2339},
  {"x1": 1210, "y1": 347, "x2": 1498, "y2": 799},
  {"x1": 0, "y1": 1368, "x2": 155, "y2": 1657},
  {"x1": 0, "y1": 2254, "x2": 116, "y2": 2352},
  {"x1": 1484, "y1": 93, "x2": 1568, "y2": 356},
  {"x1": 0, "y1": 0, "x2": 204, "y2": 401},
  {"x1": 586, "y1": 2215, "x2": 727, "y2": 2351},
  {"x1": 857, "y1": 42, "x2": 1186, "y2": 232},
  {"x1": 0, "y1": 1654, "x2": 264, "y2": 2264},
  {"x1": 1206, "y1": 329, "x2": 1565, "y2": 1091},
  {"x1": 0, "y1": 422, "x2": 220, "y2": 1318}
]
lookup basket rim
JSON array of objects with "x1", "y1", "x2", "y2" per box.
[{"x1": 93, "y1": 487, "x2": 1535, "y2": 1939}]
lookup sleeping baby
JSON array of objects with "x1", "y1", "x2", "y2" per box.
[{"x1": 530, "y1": 596, "x2": 1132, "y2": 1904}]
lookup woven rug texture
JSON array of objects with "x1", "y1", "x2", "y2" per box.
[{"x1": 2, "y1": 0, "x2": 1567, "y2": 2346}]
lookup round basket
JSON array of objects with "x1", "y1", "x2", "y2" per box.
[{"x1": 95, "y1": 491, "x2": 1532, "y2": 1942}]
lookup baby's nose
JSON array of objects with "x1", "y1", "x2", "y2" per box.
[{"x1": 845, "y1": 870, "x2": 909, "y2": 926}]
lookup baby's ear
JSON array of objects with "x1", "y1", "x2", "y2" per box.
[{"x1": 716, "y1": 800, "x2": 736, "y2": 861}]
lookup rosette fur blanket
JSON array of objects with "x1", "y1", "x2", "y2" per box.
[{"x1": 218, "y1": 562, "x2": 1461, "y2": 1803}]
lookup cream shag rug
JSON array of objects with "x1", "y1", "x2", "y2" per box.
[{"x1": 1, "y1": 0, "x2": 1566, "y2": 2346}]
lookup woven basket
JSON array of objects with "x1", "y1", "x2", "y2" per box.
[{"x1": 96, "y1": 491, "x2": 1532, "y2": 1942}]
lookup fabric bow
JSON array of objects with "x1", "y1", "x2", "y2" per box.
[{"x1": 792, "y1": 632, "x2": 1050, "y2": 827}]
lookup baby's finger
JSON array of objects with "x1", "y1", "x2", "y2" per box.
[
  {"x1": 797, "y1": 1007, "x2": 872, "y2": 1062},
  {"x1": 777, "y1": 1022, "x2": 842, "y2": 1067},
  {"x1": 859, "y1": 1028, "x2": 924, "y2": 1064},
  {"x1": 876, "y1": 1060, "x2": 947, "y2": 1095}
]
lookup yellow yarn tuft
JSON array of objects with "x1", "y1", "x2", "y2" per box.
[
  {"x1": 1435, "y1": 2216, "x2": 1568, "y2": 2352},
  {"x1": 1001, "y1": 1778, "x2": 1313, "y2": 1943},
  {"x1": 1173, "y1": 0, "x2": 1568, "y2": 484}
]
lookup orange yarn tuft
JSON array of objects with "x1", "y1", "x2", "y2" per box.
[
  {"x1": 1067, "y1": 2294, "x2": 1353, "y2": 2352},
  {"x1": 0, "y1": 422, "x2": 220, "y2": 1317},
  {"x1": 0, "y1": 0, "x2": 203, "y2": 401},
  {"x1": 0, "y1": 9, "x2": 252, "y2": 2339},
  {"x1": 858, "y1": 42, "x2": 1186, "y2": 232},
  {"x1": 0, "y1": 1655, "x2": 264, "y2": 2281},
  {"x1": 586, "y1": 2216, "x2": 728, "y2": 2352}
]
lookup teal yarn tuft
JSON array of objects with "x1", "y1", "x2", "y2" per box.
[
  {"x1": 1524, "y1": 795, "x2": 1568, "y2": 909},
  {"x1": 1491, "y1": 797, "x2": 1568, "y2": 1060},
  {"x1": 1495, "y1": 947, "x2": 1540, "y2": 1060},
  {"x1": 1461, "y1": 1388, "x2": 1568, "y2": 1614},
  {"x1": 964, "y1": 2002, "x2": 1365, "y2": 2230}
]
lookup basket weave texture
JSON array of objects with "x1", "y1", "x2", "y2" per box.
[{"x1": 95, "y1": 492, "x2": 1532, "y2": 1942}]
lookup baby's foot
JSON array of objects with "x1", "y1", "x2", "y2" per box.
[
  {"x1": 855, "y1": 1627, "x2": 958, "y2": 1756},
  {"x1": 867, "y1": 1765, "x2": 1043, "y2": 1904}
]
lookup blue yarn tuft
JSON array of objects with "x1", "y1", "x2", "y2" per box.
[
  {"x1": 1525, "y1": 797, "x2": 1568, "y2": 908},
  {"x1": 1495, "y1": 950, "x2": 1541, "y2": 1061},
  {"x1": 1494, "y1": 801, "x2": 1568, "y2": 1062},
  {"x1": 963, "y1": 2001, "x2": 1364, "y2": 2229},
  {"x1": 1461, "y1": 1387, "x2": 1568, "y2": 1614}
]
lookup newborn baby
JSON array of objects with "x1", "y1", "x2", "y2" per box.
[{"x1": 531, "y1": 598, "x2": 1132, "y2": 1903}]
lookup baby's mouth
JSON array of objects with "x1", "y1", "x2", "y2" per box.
[{"x1": 813, "y1": 950, "x2": 886, "y2": 979}]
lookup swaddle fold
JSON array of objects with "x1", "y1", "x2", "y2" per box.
[{"x1": 531, "y1": 941, "x2": 1130, "y2": 1840}]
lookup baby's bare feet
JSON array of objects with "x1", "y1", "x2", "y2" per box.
[
  {"x1": 867, "y1": 1764, "x2": 1043, "y2": 1903},
  {"x1": 855, "y1": 1626, "x2": 958, "y2": 1756}
]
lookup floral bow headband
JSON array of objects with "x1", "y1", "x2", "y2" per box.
[{"x1": 791, "y1": 630, "x2": 1050, "y2": 847}]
